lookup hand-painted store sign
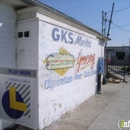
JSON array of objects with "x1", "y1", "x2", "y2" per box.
[
  {"x1": 52, "y1": 27, "x2": 91, "y2": 47},
  {"x1": 44, "y1": 70, "x2": 96, "y2": 89},
  {"x1": 77, "y1": 50, "x2": 95, "y2": 73},
  {"x1": 46, "y1": 53, "x2": 75, "y2": 70},
  {"x1": 43, "y1": 47, "x2": 75, "y2": 76},
  {"x1": 43, "y1": 47, "x2": 97, "y2": 90},
  {"x1": 40, "y1": 21, "x2": 98, "y2": 90}
]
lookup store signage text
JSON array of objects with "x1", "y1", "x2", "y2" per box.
[{"x1": 52, "y1": 27, "x2": 91, "y2": 47}]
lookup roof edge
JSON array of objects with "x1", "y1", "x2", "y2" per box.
[{"x1": 21, "y1": 0, "x2": 111, "y2": 41}]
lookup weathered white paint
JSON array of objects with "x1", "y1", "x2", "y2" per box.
[
  {"x1": 0, "y1": 1, "x2": 17, "y2": 129},
  {"x1": 0, "y1": 1, "x2": 17, "y2": 68},
  {"x1": 38, "y1": 18, "x2": 104, "y2": 129},
  {"x1": 0, "y1": 23, "x2": 3, "y2": 27},
  {"x1": 0, "y1": 2, "x2": 106, "y2": 129},
  {"x1": 17, "y1": 6, "x2": 105, "y2": 40},
  {"x1": 16, "y1": 19, "x2": 39, "y2": 69},
  {"x1": 0, "y1": 69, "x2": 38, "y2": 129}
]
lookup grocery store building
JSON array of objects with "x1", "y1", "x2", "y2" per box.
[{"x1": 0, "y1": 0, "x2": 110, "y2": 129}]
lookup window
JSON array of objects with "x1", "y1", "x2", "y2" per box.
[
  {"x1": 18, "y1": 32, "x2": 23, "y2": 38},
  {"x1": 18, "y1": 31, "x2": 30, "y2": 38},
  {"x1": 24, "y1": 31, "x2": 29, "y2": 37}
]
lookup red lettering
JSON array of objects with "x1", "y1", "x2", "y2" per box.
[{"x1": 77, "y1": 50, "x2": 95, "y2": 72}]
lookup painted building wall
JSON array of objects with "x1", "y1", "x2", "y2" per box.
[
  {"x1": 38, "y1": 15, "x2": 104, "y2": 129},
  {"x1": 107, "y1": 46, "x2": 129, "y2": 65},
  {"x1": 0, "y1": 1, "x2": 17, "y2": 129},
  {"x1": 0, "y1": 1, "x2": 17, "y2": 68},
  {"x1": 16, "y1": 19, "x2": 39, "y2": 70},
  {"x1": 0, "y1": 3, "x2": 39, "y2": 129},
  {"x1": 0, "y1": 3, "x2": 105, "y2": 129}
]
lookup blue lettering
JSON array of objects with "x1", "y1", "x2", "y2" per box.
[
  {"x1": 75, "y1": 73, "x2": 82, "y2": 80},
  {"x1": 84, "y1": 71, "x2": 89, "y2": 77},
  {"x1": 44, "y1": 80, "x2": 48, "y2": 89},
  {"x1": 61, "y1": 30, "x2": 67, "y2": 43},
  {"x1": 61, "y1": 78, "x2": 64, "y2": 84},
  {"x1": 8, "y1": 69, "x2": 18, "y2": 74},
  {"x1": 19, "y1": 71, "x2": 30, "y2": 76},
  {"x1": 63, "y1": 77, "x2": 67, "y2": 83},
  {"x1": 68, "y1": 32, "x2": 73, "y2": 44},
  {"x1": 51, "y1": 27, "x2": 91, "y2": 47},
  {"x1": 84, "y1": 70, "x2": 96, "y2": 77},
  {"x1": 68, "y1": 76, "x2": 73, "y2": 82},
  {"x1": 44, "y1": 76, "x2": 74, "y2": 90},
  {"x1": 75, "y1": 36, "x2": 82, "y2": 44},
  {"x1": 52, "y1": 28, "x2": 60, "y2": 41},
  {"x1": 44, "y1": 79, "x2": 53, "y2": 89}
]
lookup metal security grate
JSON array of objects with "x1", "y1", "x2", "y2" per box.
[{"x1": 107, "y1": 50, "x2": 126, "y2": 81}]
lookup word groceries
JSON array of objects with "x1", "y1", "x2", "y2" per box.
[{"x1": 44, "y1": 70, "x2": 96, "y2": 89}]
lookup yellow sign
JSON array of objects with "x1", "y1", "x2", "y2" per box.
[
  {"x1": 9, "y1": 87, "x2": 26, "y2": 112},
  {"x1": 43, "y1": 47, "x2": 75, "y2": 76}
]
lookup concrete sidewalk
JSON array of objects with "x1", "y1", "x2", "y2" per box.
[
  {"x1": 15, "y1": 76, "x2": 130, "y2": 130},
  {"x1": 87, "y1": 77, "x2": 130, "y2": 130}
]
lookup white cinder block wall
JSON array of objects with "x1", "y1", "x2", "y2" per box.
[
  {"x1": 37, "y1": 11, "x2": 105, "y2": 129},
  {"x1": 16, "y1": 19, "x2": 39, "y2": 70},
  {"x1": 0, "y1": 1, "x2": 17, "y2": 68},
  {"x1": 0, "y1": 3, "x2": 105, "y2": 129},
  {"x1": 0, "y1": 1, "x2": 17, "y2": 129}
]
